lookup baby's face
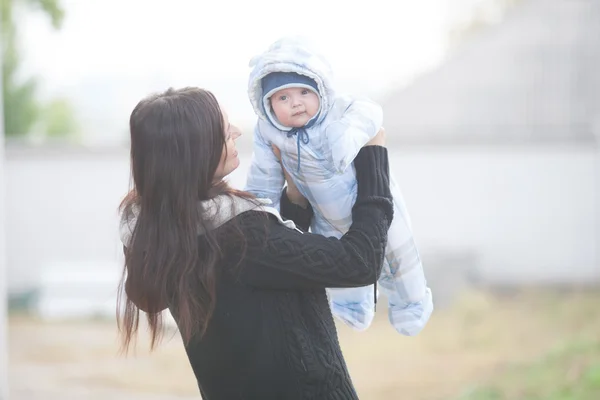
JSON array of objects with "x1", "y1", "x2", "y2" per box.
[{"x1": 270, "y1": 87, "x2": 320, "y2": 128}]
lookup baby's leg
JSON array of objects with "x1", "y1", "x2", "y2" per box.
[
  {"x1": 311, "y1": 216, "x2": 376, "y2": 331},
  {"x1": 326, "y1": 286, "x2": 376, "y2": 331},
  {"x1": 378, "y1": 187, "x2": 433, "y2": 336}
]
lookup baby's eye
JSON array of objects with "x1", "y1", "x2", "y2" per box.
[
  {"x1": 301, "y1": 89, "x2": 309, "y2": 95},
  {"x1": 279, "y1": 95, "x2": 288, "y2": 101}
]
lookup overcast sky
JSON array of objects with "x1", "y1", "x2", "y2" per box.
[{"x1": 16, "y1": 0, "x2": 485, "y2": 143}]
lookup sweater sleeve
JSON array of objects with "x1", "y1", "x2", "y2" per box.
[
  {"x1": 279, "y1": 188, "x2": 313, "y2": 232},
  {"x1": 232, "y1": 146, "x2": 393, "y2": 290}
]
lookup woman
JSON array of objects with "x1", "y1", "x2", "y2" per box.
[{"x1": 117, "y1": 87, "x2": 393, "y2": 399}]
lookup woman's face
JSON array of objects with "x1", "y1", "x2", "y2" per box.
[{"x1": 213, "y1": 110, "x2": 242, "y2": 181}]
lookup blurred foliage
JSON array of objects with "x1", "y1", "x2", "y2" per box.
[
  {"x1": 2, "y1": 0, "x2": 79, "y2": 138},
  {"x1": 44, "y1": 96, "x2": 79, "y2": 137},
  {"x1": 458, "y1": 339, "x2": 600, "y2": 400}
]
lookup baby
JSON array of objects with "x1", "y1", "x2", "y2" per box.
[{"x1": 245, "y1": 37, "x2": 433, "y2": 335}]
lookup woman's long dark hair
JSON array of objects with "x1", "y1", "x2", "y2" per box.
[{"x1": 117, "y1": 87, "x2": 254, "y2": 352}]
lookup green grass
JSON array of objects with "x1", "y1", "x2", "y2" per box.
[
  {"x1": 458, "y1": 339, "x2": 600, "y2": 400},
  {"x1": 9, "y1": 288, "x2": 600, "y2": 399}
]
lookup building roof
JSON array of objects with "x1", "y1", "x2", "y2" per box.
[{"x1": 382, "y1": 0, "x2": 600, "y2": 146}]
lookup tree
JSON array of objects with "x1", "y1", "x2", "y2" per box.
[
  {"x1": 43, "y1": 97, "x2": 78, "y2": 137},
  {"x1": 2, "y1": 0, "x2": 78, "y2": 138}
]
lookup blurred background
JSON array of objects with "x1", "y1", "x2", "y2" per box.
[{"x1": 1, "y1": 0, "x2": 599, "y2": 399}]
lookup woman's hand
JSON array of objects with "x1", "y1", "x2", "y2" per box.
[
  {"x1": 272, "y1": 145, "x2": 309, "y2": 208},
  {"x1": 365, "y1": 127, "x2": 386, "y2": 147}
]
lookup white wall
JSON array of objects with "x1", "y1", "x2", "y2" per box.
[
  {"x1": 5, "y1": 144, "x2": 598, "y2": 299},
  {"x1": 229, "y1": 145, "x2": 599, "y2": 285},
  {"x1": 5, "y1": 149, "x2": 130, "y2": 292},
  {"x1": 385, "y1": 145, "x2": 598, "y2": 284}
]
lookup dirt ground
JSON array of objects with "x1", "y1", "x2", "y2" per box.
[{"x1": 8, "y1": 288, "x2": 600, "y2": 399}]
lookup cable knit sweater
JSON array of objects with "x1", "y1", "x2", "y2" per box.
[{"x1": 180, "y1": 146, "x2": 393, "y2": 400}]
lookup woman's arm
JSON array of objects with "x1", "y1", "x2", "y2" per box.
[
  {"x1": 279, "y1": 188, "x2": 313, "y2": 232},
  {"x1": 231, "y1": 143, "x2": 393, "y2": 290}
]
